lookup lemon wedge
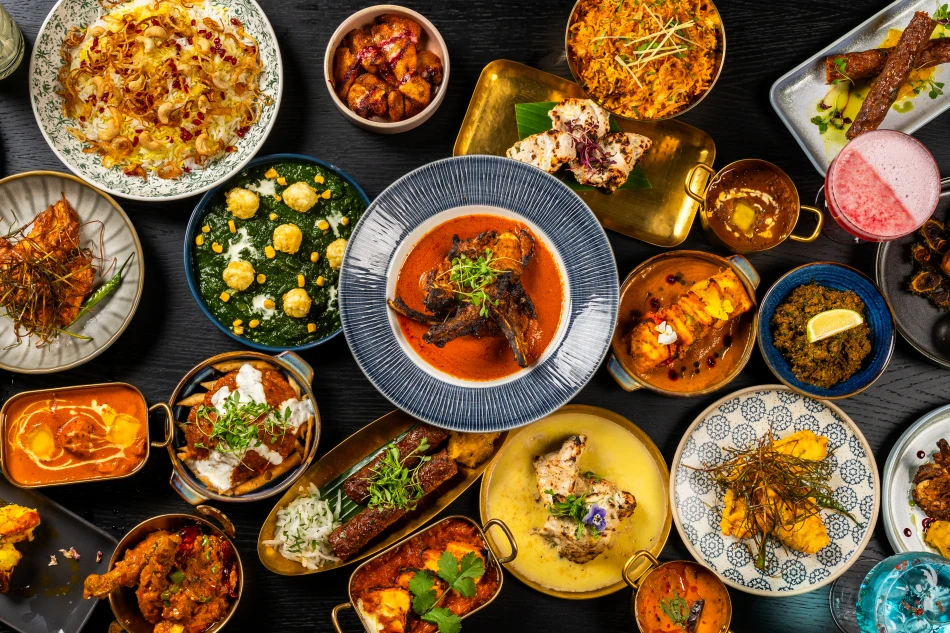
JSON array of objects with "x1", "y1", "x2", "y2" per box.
[{"x1": 806, "y1": 309, "x2": 864, "y2": 343}]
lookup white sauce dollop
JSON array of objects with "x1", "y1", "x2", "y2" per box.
[{"x1": 246, "y1": 178, "x2": 277, "y2": 197}]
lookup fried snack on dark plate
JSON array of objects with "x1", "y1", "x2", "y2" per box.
[
  {"x1": 847, "y1": 11, "x2": 938, "y2": 139},
  {"x1": 0, "y1": 504, "x2": 40, "y2": 593},
  {"x1": 914, "y1": 439, "x2": 950, "y2": 520},
  {"x1": 328, "y1": 450, "x2": 458, "y2": 560}
]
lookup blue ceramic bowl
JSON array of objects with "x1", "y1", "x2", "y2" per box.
[
  {"x1": 184, "y1": 153, "x2": 370, "y2": 352},
  {"x1": 757, "y1": 262, "x2": 895, "y2": 399}
]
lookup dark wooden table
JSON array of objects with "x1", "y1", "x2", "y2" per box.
[{"x1": 1, "y1": 0, "x2": 949, "y2": 631}]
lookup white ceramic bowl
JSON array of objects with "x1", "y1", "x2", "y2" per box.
[{"x1": 323, "y1": 5, "x2": 449, "y2": 134}]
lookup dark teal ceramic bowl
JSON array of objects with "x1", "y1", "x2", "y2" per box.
[{"x1": 757, "y1": 262, "x2": 895, "y2": 399}]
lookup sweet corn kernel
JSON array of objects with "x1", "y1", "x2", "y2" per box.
[
  {"x1": 212, "y1": 242, "x2": 223, "y2": 253},
  {"x1": 228, "y1": 220, "x2": 236, "y2": 233},
  {"x1": 314, "y1": 175, "x2": 325, "y2": 184},
  {"x1": 316, "y1": 276, "x2": 326, "y2": 287},
  {"x1": 257, "y1": 273, "x2": 266, "y2": 284},
  {"x1": 341, "y1": 217, "x2": 350, "y2": 226},
  {"x1": 201, "y1": 225, "x2": 211, "y2": 233},
  {"x1": 249, "y1": 319, "x2": 260, "y2": 329},
  {"x1": 307, "y1": 323, "x2": 317, "y2": 333},
  {"x1": 317, "y1": 220, "x2": 330, "y2": 231},
  {"x1": 310, "y1": 251, "x2": 320, "y2": 263},
  {"x1": 273, "y1": 194, "x2": 281, "y2": 202},
  {"x1": 263, "y1": 299, "x2": 275, "y2": 309},
  {"x1": 269, "y1": 212, "x2": 278, "y2": 221},
  {"x1": 265, "y1": 245, "x2": 276, "y2": 259},
  {"x1": 195, "y1": 234, "x2": 205, "y2": 246},
  {"x1": 220, "y1": 292, "x2": 230, "y2": 302},
  {"x1": 232, "y1": 319, "x2": 243, "y2": 327},
  {"x1": 297, "y1": 274, "x2": 305, "y2": 287},
  {"x1": 321, "y1": 190, "x2": 331, "y2": 200},
  {"x1": 233, "y1": 325, "x2": 245, "y2": 335},
  {"x1": 264, "y1": 167, "x2": 278, "y2": 179},
  {"x1": 277, "y1": 177, "x2": 287, "y2": 186}
]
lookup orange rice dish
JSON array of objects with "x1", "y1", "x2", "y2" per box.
[{"x1": 567, "y1": 0, "x2": 722, "y2": 119}]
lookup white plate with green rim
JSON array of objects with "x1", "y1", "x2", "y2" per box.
[
  {"x1": 0, "y1": 171, "x2": 144, "y2": 373},
  {"x1": 29, "y1": 0, "x2": 282, "y2": 201}
]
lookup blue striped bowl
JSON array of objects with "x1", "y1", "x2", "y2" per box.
[
  {"x1": 339, "y1": 156, "x2": 619, "y2": 431},
  {"x1": 757, "y1": 262, "x2": 895, "y2": 399}
]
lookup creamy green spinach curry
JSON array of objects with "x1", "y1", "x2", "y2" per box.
[{"x1": 193, "y1": 160, "x2": 366, "y2": 347}]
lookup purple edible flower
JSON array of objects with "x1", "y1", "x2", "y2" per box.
[{"x1": 583, "y1": 504, "x2": 607, "y2": 531}]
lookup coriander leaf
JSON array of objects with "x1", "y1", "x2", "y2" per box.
[
  {"x1": 422, "y1": 607, "x2": 462, "y2": 633},
  {"x1": 408, "y1": 571, "x2": 437, "y2": 616},
  {"x1": 436, "y1": 550, "x2": 460, "y2": 585},
  {"x1": 659, "y1": 594, "x2": 690, "y2": 626}
]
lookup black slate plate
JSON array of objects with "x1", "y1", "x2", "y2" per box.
[
  {"x1": 0, "y1": 479, "x2": 116, "y2": 633},
  {"x1": 876, "y1": 178, "x2": 950, "y2": 369}
]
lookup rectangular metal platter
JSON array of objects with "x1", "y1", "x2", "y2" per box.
[
  {"x1": 257, "y1": 410, "x2": 507, "y2": 576},
  {"x1": 453, "y1": 60, "x2": 716, "y2": 248},
  {"x1": 770, "y1": 0, "x2": 949, "y2": 176},
  {"x1": 0, "y1": 479, "x2": 117, "y2": 633}
]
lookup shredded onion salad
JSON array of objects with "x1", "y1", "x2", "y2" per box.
[
  {"x1": 263, "y1": 483, "x2": 342, "y2": 570},
  {"x1": 56, "y1": 0, "x2": 273, "y2": 180}
]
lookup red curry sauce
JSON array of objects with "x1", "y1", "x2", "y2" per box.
[
  {"x1": 3, "y1": 383, "x2": 148, "y2": 486},
  {"x1": 394, "y1": 215, "x2": 564, "y2": 381},
  {"x1": 635, "y1": 561, "x2": 731, "y2": 633},
  {"x1": 351, "y1": 518, "x2": 500, "y2": 633}
]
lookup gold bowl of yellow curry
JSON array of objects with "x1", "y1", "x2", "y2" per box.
[{"x1": 565, "y1": 0, "x2": 726, "y2": 120}]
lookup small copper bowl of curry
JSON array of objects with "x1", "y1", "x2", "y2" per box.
[
  {"x1": 608, "y1": 250, "x2": 759, "y2": 398},
  {"x1": 102, "y1": 506, "x2": 242, "y2": 633},
  {"x1": 624, "y1": 550, "x2": 733, "y2": 633},
  {"x1": 0, "y1": 382, "x2": 173, "y2": 488},
  {"x1": 331, "y1": 515, "x2": 517, "y2": 633},
  {"x1": 685, "y1": 159, "x2": 823, "y2": 254}
]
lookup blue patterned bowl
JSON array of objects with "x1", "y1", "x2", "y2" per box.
[
  {"x1": 757, "y1": 262, "x2": 895, "y2": 399},
  {"x1": 339, "y1": 155, "x2": 619, "y2": 432},
  {"x1": 671, "y1": 385, "x2": 880, "y2": 597}
]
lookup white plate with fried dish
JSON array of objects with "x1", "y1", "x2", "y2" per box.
[{"x1": 30, "y1": 0, "x2": 282, "y2": 201}]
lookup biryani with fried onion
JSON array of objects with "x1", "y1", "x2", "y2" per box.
[
  {"x1": 567, "y1": 0, "x2": 722, "y2": 119},
  {"x1": 57, "y1": 0, "x2": 272, "y2": 180}
]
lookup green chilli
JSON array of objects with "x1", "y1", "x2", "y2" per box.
[{"x1": 70, "y1": 252, "x2": 134, "y2": 326}]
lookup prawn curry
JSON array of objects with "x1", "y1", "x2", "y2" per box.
[
  {"x1": 2, "y1": 383, "x2": 147, "y2": 486},
  {"x1": 388, "y1": 215, "x2": 564, "y2": 382}
]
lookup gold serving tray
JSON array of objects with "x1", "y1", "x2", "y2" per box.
[
  {"x1": 453, "y1": 60, "x2": 716, "y2": 247},
  {"x1": 258, "y1": 410, "x2": 507, "y2": 576}
]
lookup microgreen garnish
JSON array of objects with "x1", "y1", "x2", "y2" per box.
[
  {"x1": 811, "y1": 107, "x2": 850, "y2": 134},
  {"x1": 365, "y1": 438, "x2": 431, "y2": 511},
  {"x1": 195, "y1": 393, "x2": 290, "y2": 454},
  {"x1": 409, "y1": 551, "x2": 485, "y2": 633},
  {"x1": 545, "y1": 489, "x2": 603, "y2": 540},
  {"x1": 935, "y1": 1, "x2": 949, "y2": 24},
  {"x1": 659, "y1": 594, "x2": 690, "y2": 628},
  {"x1": 831, "y1": 57, "x2": 853, "y2": 85},
  {"x1": 912, "y1": 77, "x2": 945, "y2": 99},
  {"x1": 444, "y1": 249, "x2": 507, "y2": 317}
]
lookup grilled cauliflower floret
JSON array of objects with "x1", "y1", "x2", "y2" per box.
[
  {"x1": 282, "y1": 182, "x2": 319, "y2": 213},
  {"x1": 222, "y1": 260, "x2": 255, "y2": 291},
  {"x1": 225, "y1": 187, "x2": 259, "y2": 219},
  {"x1": 326, "y1": 238, "x2": 347, "y2": 270},
  {"x1": 272, "y1": 223, "x2": 303, "y2": 254},
  {"x1": 282, "y1": 288, "x2": 312, "y2": 318}
]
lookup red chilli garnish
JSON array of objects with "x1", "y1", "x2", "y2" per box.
[
  {"x1": 178, "y1": 524, "x2": 199, "y2": 552},
  {"x1": 220, "y1": 540, "x2": 239, "y2": 598}
]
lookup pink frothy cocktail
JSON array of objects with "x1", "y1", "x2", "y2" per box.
[{"x1": 825, "y1": 130, "x2": 941, "y2": 241}]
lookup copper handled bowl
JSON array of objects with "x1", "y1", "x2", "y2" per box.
[
  {"x1": 330, "y1": 516, "x2": 518, "y2": 633},
  {"x1": 106, "y1": 506, "x2": 242, "y2": 633}
]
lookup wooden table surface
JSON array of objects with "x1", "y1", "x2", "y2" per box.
[{"x1": 1, "y1": 0, "x2": 949, "y2": 631}]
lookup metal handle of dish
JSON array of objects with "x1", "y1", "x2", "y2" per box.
[
  {"x1": 196, "y1": 504, "x2": 236, "y2": 538},
  {"x1": 483, "y1": 518, "x2": 518, "y2": 564},
  {"x1": 148, "y1": 402, "x2": 174, "y2": 448},
  {"x1": 277, "y1": 350, "x2": 314, "y2": 385},
  {"x1": 331, "y1": 602, "x2": 354, "y2": 633},
  {"x1": 726, "y1": 254, "x2": 760, "y2": 290},
  {"x1": 607, "y1": 354, "x2": 642, "y2": 392},
  {"x1": 170, "y1": 470, "x2": 208, "y2": 506},
  {"x1": 788, "y1": 205, "x2": 824, "y2": 243},
  {"x1": 684, "y1": 163, "x2": 716, "y2": 205},
  {"x1": 622, "y1": 549, "x2": 659, "y2": 591}
]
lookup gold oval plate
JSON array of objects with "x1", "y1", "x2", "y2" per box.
[
  {"x1": 258, "y1": 410, "x2": 507, "y2": 575},
  {"x1": 479, "y1": 404, "x2": 671, "y2": 599}
]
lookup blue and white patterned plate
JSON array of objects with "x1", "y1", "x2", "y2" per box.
[
  {"x1": 671, "y1": 385, "x2": 880, "y2": 596},
  {"x1": 339, "y1": 155, "x2": 618, "y2": 432},
  {"x1": 30, "y1": 0, "x2": 282, "y2": 201}
]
